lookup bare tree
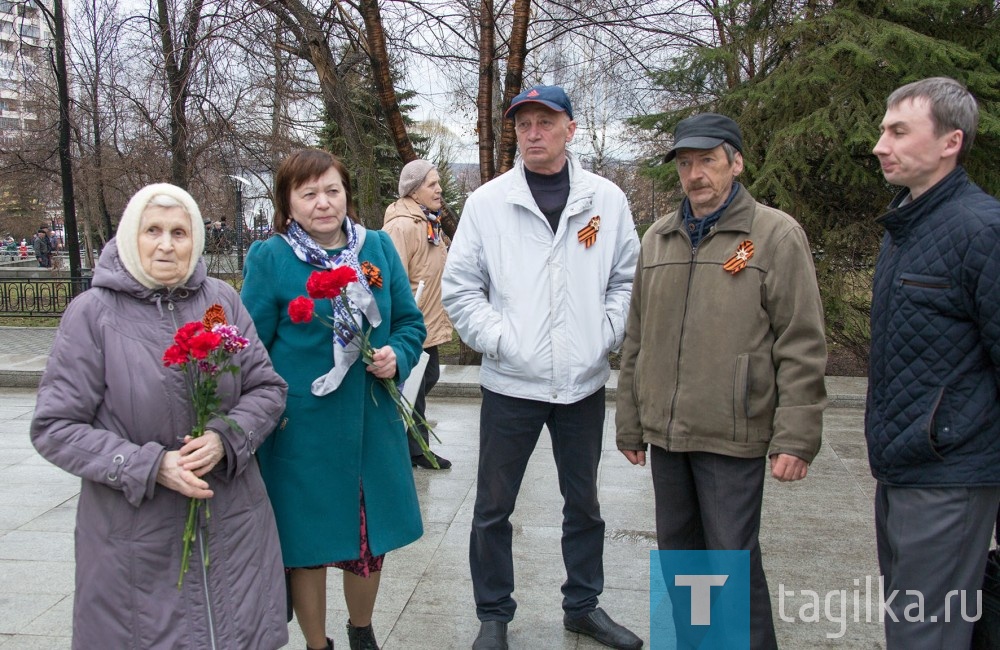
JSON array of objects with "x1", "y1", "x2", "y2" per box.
[
  {"x1": 249, "y1": 0, "x2": 383, "y2": 227},
  {"x1": 72, "y1": 0, "x2": 118, "y2": 242}
]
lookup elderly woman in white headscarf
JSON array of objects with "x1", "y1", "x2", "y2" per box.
[
  {"x1": 382, "y1": 159, "x2": 454, "y2": 470},
  {"x1": 31, "y1": 183, "x2": 289, "y2": 650}
]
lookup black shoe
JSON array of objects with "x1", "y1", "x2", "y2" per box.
[
  {"x1": 306, "y1": 638, "x2": 333, "y2": 650},
  {"x1": 346, "y1": 621, "x2": 379, "y2": 650},
  {"x1": 412, "y1": 451, "x2": 452, "y2": 470},
  {"x1": 472, "y1": 621, "x2": 508, "y2": 650},
  {"x1": 564, "y1": 608, "x2": 643, "y2": 649}
]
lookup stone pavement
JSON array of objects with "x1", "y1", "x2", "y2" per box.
[{"x1": 0, "y1": 326, "x2": 882, "y2": 649}]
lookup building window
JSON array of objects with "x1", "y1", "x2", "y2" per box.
[
  {"x1": 0, "y1": 116, "x2": 20, "y2": 129},
  {"x1": 19, "y1": 25, "x2": 39, "y2": 39}
]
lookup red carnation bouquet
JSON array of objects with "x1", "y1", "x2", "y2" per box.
[
  {"x1": 162, "y1": 310, "x2": 249, "y2": 588},
  {"x1": 288, "y1": 267, "x2": 439, "y2": 467}
]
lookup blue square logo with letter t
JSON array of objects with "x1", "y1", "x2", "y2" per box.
[{"x1": 650, "y1": 550, "x2": 750, "y2": 649}]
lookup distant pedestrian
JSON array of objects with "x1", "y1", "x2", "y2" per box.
[
  {"x1": 18, "y1": 239, "x2": 27, "y2": 259},
  {"x1": 383, "y1": 159, "x2": 453, "y2": 470},
  {"x1": 32, "y1": 227, "x2": 52, "y2": 267}
]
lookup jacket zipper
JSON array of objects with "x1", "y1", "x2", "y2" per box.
[
  {"x1": 199, "y1": 528, "x2": 218, "y2": 650},
  {"x1": 665, "y1": 241, "x2": 700, "y2": 449},
  {"x1": 900, "y1": 278, "x2": 949, "y2": 289},
  {"x1": 167, "y1": 299, "x2": 217, "y2": 649}
]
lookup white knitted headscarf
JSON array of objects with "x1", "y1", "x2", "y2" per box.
[{"x1": 117, "y1": 183, "x2": 205, "y2": 289}]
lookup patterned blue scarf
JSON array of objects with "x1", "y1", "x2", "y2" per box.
[{"x1": 280, "y1": 220, "x2": 382, "y2": 396}]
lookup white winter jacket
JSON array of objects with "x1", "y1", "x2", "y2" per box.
[{"x1": 442, "y1": 153, "x2": 639, "y2": 403}]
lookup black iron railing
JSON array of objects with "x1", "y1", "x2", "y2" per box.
[{"x1": 0, "y1": 275, "x2": 93, "y2": 317}]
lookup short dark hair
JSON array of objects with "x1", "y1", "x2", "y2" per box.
[
  {"x1": 272, "y1": 149, "x2": 357, "y2": 234},
  {"x1": 887, "y1": 77, "x2": 979, "y2": 162}
]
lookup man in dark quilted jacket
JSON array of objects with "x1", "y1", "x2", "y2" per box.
[{"x1": 868, "y1": 76, "x2": 1000, "y2": 649}]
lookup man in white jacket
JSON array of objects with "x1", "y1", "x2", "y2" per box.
[{"x1": 442, "y1": 85, "x2": 642, "y2": 650}]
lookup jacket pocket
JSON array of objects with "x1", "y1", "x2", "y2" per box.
[
  {"x1": 899, "y1": 273, "x2": 949, "y2": 290},
  {"x1": 925, "y1": 386, "x2": 947, "y2": 461},
  {"x1": 898, "y1": 273, "x2": 953, "y2": 312},
  {"x1": 732, "y1": 353, "x2": 751, "y2": 442},
  {"x1": 268, "y1": 393, "x2": 304, "y2": 461},
  {"x1": 106, "y1": 488, "x2": 137, "y2": 540}
]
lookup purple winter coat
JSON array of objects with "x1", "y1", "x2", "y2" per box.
[{"x1": 30, "y1": 239, "x2": 289, "y2": 650}]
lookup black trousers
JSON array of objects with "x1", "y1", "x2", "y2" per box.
[
  {"x1": 407, "y1": 346, "x2": 440, "y2": 457},
  {"x1": 470, "y1": 387, "x2": 606, "y2": 622},
  {"x1": 650, "y1": 446, "x2": 777, "y2": 650}
]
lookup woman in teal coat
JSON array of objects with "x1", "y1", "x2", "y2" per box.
[{"x1": 241, "y1": 149, "x2": 425, "y2": 650}]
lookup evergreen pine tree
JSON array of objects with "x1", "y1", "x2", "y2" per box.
[{"x1": 633, "y1": 0, "x2": 1000, "y2": 364}]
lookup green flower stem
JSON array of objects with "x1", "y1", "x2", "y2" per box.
[{"x1": 343, "y1": 294, "x2": 441, "y2": 469}]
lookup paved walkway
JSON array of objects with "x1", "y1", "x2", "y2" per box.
[{"x1": 0, "y1": 327, "x2": 882, "y2": 649}]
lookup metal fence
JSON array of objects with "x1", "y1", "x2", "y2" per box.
[{"x1": 0, "y1": 276, "x2": 93, "y2": 317}]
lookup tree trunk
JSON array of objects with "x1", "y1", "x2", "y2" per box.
[
  {"x1": 156, "y1": 0, "x2": 203, "y2": 189},
  {"x1": 496, "y1": 0, "x2": 531, "y2": 175},
  {"x1": 49, "y1": 0, "x2": 83, "y2": 288},
  {"x1": 476, "y1": 0, "x2": 496, "y2": 184},
  {"x1": 256, "y1": 0, "x2": 381, "y2": 228},
  {"x1": 90, "y1": 69, "x2": 113, "y2": 240},
  {"x1": 356, "y1": 0, "x2": 465, "y2": 237},
  {"x1": 359, "y1": 0, "x2": 416, "y2": 164}
]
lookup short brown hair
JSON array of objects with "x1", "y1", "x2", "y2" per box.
[
  {"x1": 887, "y1": 77, "x2": 979, "y2": 162},
  {"x1": 272, "y1": 149, "x2": 357, "y2": 234}
]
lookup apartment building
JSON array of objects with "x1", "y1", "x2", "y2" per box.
[{"x1": 0, "y1": 0, "x2": 51, "y2": 141}]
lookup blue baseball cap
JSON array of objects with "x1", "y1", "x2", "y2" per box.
[{"x1": 505, "y1": 85, "x2": 574, "y2": 120}]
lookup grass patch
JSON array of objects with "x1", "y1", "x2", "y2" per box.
[{"x1": 0, "y1": 316, "x2": 60, "y2": 326}]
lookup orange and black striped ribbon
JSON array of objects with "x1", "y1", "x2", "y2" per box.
[
  {"x1": 202, "y1": 304, "x2": 228, "y2": 329},
  {"x1": 577, "y1": 216, "x2": 601, "y2": 248},
  {"x1": 361, "y1": 261, "x2": 383, "y2": 289},
  {"x1": 723, "y1": 240, "x2": 754, "y2": 275}
]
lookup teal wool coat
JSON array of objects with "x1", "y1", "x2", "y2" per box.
[{"x1": 241, "y1": 229, "x2": 425, "y2": 567}]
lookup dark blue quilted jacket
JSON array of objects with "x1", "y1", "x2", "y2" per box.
[{"x1": 866, "y1": 167, "x2": 1000, "y2": 486}]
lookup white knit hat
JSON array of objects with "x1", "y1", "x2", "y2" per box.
[
  {"x1": 398, "y1": 159, "x2": 436, "y2": 198},
  {"x1": 117, "y1": 183, "x2": 205, "y2": 289}
]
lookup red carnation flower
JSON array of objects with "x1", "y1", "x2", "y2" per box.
[
  {"x1": 306, "y1": 267, "x2": 359, "y2": 299},
  {"x1": 329, "y1": 266, "x2": 358, "y2": 288},
  {"x1": 187, "y1": 331, "x2": 223, "y2": 360},
  {"x1": 162, "y1": 344, "x2": 189, "y2": 367},
  {"x1": 174, "y1": 321, "x2": 206, "y2": 349},
  {"x1": 288, "y1": 296, "x2": 315, "y2": 323}
]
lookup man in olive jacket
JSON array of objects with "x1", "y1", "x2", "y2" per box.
[{"x1": 616, "y1": 113, "x2": 827, "y2": 649}]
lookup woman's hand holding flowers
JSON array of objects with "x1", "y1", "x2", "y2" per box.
[
  {"x1": 288, "y1": 269, "x2": 441, "y2": 468},
  {"x1": 179, "y1": 430, "x2": 225, "y2": 477},
  {"x1": 157, "y1": 451, "x2": 214, "y2": 499},
  {"x1": 366, "y1": 346, "x2": 397, "y2": 380}
]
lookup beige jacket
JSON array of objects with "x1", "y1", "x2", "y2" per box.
[
  {"x1": 615, "y1": 186, "x2": 827, "y2": 461},
  {"x1": 383, "y1": 196, "x2": 453, "y2": 348}
]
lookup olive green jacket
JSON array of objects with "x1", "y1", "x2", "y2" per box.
[{"x1": 615, "y1": 186, "x2": 827, "y2": 461}]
